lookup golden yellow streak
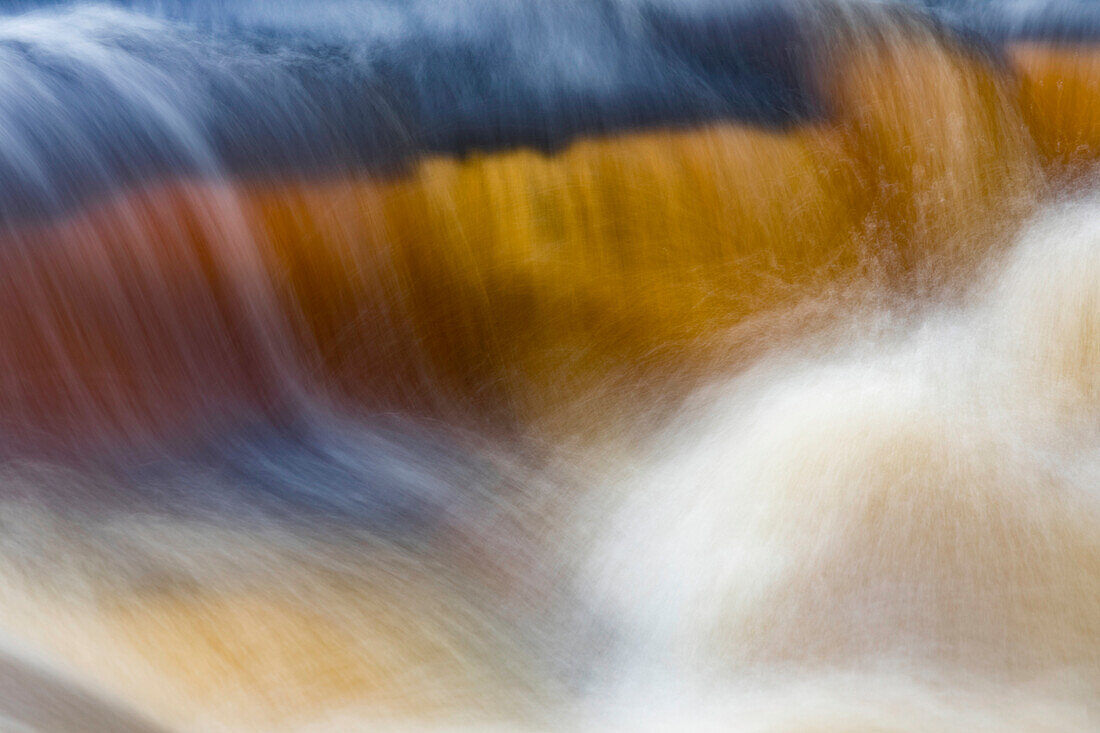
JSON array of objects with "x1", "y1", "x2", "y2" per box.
[
  {"x1": 0, "y1": 24, "x2": 1045, "y2": 441},
  {"x1": 1012, "y1": 43, "x2": 1100, "y2": 170},
  {"x1": 255, "y1": 26, "x2": 1037, "y2": 430}
]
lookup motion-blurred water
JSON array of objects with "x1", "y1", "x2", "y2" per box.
[{"x1": 0, "y1": 1, "x2": 1095, "y2": 730}]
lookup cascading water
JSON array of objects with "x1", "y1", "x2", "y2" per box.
[{"x1": 0, "y1": 1, "x2": 1095, "y2": 731}]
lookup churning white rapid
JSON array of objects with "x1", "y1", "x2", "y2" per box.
[{"x1": 573, "y1": 190, "x2": 1100, "y2": 731}]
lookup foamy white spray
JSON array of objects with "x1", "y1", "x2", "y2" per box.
[{"x1": 572, "y1": 188, "x2": 1100, "y2": 731}]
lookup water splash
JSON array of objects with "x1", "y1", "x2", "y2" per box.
[{"x1": 0, "y1": 1, "x2": 1095, "y2": 730}]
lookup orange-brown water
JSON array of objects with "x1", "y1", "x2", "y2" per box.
[
  {"x1": 0, "y1": 3, "x2": 1096, "y2": 731},
  {"x1": 0, "y1": 24, "x2": 1043, "y2": 443}
]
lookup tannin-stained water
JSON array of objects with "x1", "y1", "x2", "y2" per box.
[{"x1": 0, "y1": 1, "x2": 1094, "y2": 731}]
